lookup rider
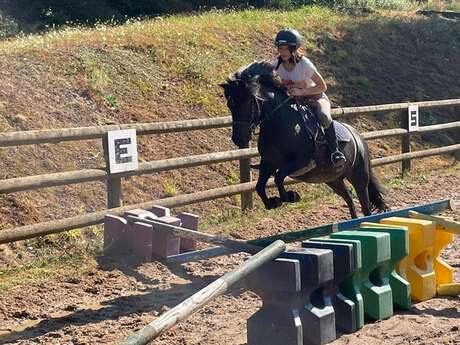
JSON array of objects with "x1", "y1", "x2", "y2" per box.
[{"x1": 273, "y1": 28, "x2": 346, "y2": 168}]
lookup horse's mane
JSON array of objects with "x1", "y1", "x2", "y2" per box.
[{"x1": 227, "y1": 60, "x2": 287, "y2": 95}]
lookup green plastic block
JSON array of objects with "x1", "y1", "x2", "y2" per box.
[
  {"x1": 360, "y1": 223, "x2": 411, "y2": 310},
  {"x1": 330, "y1": 231, "x2": 393, "y2": 321}
]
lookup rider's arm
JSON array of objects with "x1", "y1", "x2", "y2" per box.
[
  {"x1": 307, "y1": 71, "x2": 327, "y2": 94},
  {"x1": 291, "y1": 79, "x2": 308, "y2": 89},
  {"x1": 290, "y1": 71, "x2": 327, "y2": 96}
]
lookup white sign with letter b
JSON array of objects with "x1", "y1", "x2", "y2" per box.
[{"x1": 107, "y1": 129, "x2": 139, "y2": 174}]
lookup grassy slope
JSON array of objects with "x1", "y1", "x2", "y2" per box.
[{"x1": 0, "y1": 6, "x2": 459, "y2": 288}]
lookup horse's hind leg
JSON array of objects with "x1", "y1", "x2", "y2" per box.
[
  {"x1": 327, "y1": 179, "x2": 358, "y2": 218},
  {"x1": 348, "y1": 174, "x2": 372, "y2": 217}
]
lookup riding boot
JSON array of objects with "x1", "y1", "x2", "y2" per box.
[{"x1": 325, "y1": 123, "x2": 346, "y2": 168}]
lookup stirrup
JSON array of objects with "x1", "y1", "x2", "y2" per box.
[{"x1": 331, "y1": 150, "x2": 346, "y2": 167}]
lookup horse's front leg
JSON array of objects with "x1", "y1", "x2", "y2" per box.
[
  {"x1": 256, "y1": 161, "x2": 280, "y2": 209},
  {"x1": 274, "y1": 168, "x2": 301, "y2": 203}
]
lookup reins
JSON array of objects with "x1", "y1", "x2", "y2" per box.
[{"x1": 232, "y1": 93, "x2": 293, "y2": 133}]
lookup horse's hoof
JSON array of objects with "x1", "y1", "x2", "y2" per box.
[
  {"x1": 283, "y1": 191, "x2": 300, "y2": 203},
  {"x1": 267, "y1": 197, "x2": 282, "y2": 209}
]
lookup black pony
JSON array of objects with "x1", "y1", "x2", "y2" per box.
[{"x1": 220, "y1": 61, "x2": 388, "y2": 218}]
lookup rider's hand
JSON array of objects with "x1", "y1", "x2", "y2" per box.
[{"x1": 288, "y1": 87, "x2": 304, "y2": 96}]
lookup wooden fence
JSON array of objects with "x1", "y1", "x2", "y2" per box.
[{"x1": 0, "y1": 98, "x2": 459, "y2": 243}]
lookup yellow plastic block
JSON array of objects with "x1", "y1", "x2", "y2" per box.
[
  {"x1": 434, "y1": 219, "x2": 454, "y2": 286},
  {"x1": 381, "y1": 217, "x2": 436, "y2": 301}
]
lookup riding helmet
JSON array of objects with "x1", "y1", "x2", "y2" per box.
[{"x1": 274, "y1": 29, "x2": 302, "y2": 49}]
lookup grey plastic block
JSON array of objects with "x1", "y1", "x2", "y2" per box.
[
  {"x1": 303, "y1": 240, "x2": 357, "y2": 333},
  {"x1": 245, "y1": 258, "x2": 303, "y2": 345},
  {"x1": 245, "y1": 248, "x2": 336, "y2": 345},
  {"x1": 282, "y1": 249, "x2": 336, "y2": 345}
]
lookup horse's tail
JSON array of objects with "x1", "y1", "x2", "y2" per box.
[{"x1": 368, "y1": 168, "x2": 390, "y2": 213}]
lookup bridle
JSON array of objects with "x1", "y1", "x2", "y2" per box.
[
  {"x1": 231, "y1": 92, "x2": 293, "y2": 134},
  {"x1": 231, "y1": 95, "x2": 262, "y2": 133}
]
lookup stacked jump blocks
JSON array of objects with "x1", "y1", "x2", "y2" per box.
[
  {"x1": 103, "y1": 206, "x2": 198, "y2": 261},
  {"x1": 244, "y1": 215, "x2": 457, "y2": 345}
]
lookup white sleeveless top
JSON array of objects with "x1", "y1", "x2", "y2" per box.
[{"x1": 276, "y1": 56, "x2": 318, "y2": 88}]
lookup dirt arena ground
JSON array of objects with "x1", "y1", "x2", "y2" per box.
[{"x1": 0, "y1": 170, "x2": 459, "y2": 345}]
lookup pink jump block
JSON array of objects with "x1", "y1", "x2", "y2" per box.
[
  {"x1": 103, "y1": 215, "x2": 130, "y2": 256},
  {"x1": 177, "y1": 212, "x2": 199, "y2": 252},
  {"x1": 103, "y1": 206, "x2": 199, "y2": 262}
]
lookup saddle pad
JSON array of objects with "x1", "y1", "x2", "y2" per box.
[{"x1": 334, "y1": 121, "x2": 352, "y2": 142}]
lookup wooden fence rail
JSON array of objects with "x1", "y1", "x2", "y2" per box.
[
  {"x1": 0, "y1": 142, "x2": 459, "y2": 245},
  {"x1": 1, "y1": 122, "x2": 459, "y2": 195},
  {"x1": 0, "y1": 98, "x2": 459, "y2": 147},
  {"x1": 0, "y1": 98, "x2": 459, "y2": 243}
]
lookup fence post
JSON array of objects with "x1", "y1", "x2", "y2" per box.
[
  {"x1": 102, "y1": 135, "x2": 122, "y2": 208},
  {"x1": 400, "y1": 110, "x2": 411, "y2": 175},
  {"x1": 239, "y1": 143, "x2": 253, "y2": 210}
]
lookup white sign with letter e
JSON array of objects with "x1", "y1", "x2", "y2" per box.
[
  {"x1": 107, "y1": 129, "x2": 139, "y2": 174},
  {"x1": 408, "y1": 105, "x2": 419, "y2": 132}
]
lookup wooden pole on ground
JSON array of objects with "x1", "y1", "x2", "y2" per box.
[{"x1": 118, "y1": 239, "x2": 286, "y2": 345}]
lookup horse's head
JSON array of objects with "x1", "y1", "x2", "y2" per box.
[{"x1": 220, "y1": 61, "x2": 287, "y2": 148}]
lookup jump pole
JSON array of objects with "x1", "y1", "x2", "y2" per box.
[
  {"x1": 137, "y1": 199, "x2": 453, "y2": 264},
  {"x1": 408, "y1": 210, "x2": 460, "y2": 235},
  {"x1": 118, "y1": 239, "x2": 286, "y2": 345}
]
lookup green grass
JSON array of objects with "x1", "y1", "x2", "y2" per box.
[
  {"x1": 201, "y1": 183, "x2": 336, "y2": 236},
  {"x1": 2, "y1": 5, "x2": 460, "y2": 121},
  {"x1": 422, "y1": 0, "x2": 460, "y2": 11},
  {"x1": 105, "y1": 94, "x2": 119, "y2": 108},
  {"x1": 335, "y1": 0, "x2": 417, "y2": 10},
  {"x1": 384, "y1": 171, "x2": 430, "y2": 189},
  {"x1": 0, "y1": 226, "x2": 103, "y2": 292},
  {"x1": 0, "y1": 254, "x2": 89, "y2": 292},
  {"x1": 163, "y1": 180, "x2": 177, "y2": 197}
]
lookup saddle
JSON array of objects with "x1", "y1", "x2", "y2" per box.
[{"x1": 291, "y1": 100, "x2": 352, "y2": 169}]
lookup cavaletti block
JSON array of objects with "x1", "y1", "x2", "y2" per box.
[
  {"x1": 103, "y1": 214, "x2": 130, "y2": 255},
  {"x1": 125, "y1": 209, "x2": 161, "y2": 261},
  {"x1": 381, "y1": 217, "x2": 436, "y2": 301},
  {"x1": 282, "y1": 248, "x2": 336, "y2": 345},
  {"x1": 330, "y1": 231, "x2": 393, "y2": 321},
  {"x1": 302, "y1": 240, "x2": 358, "y2": 333},
  {"x1": 131, "y1": 221, "x2": 154, "y2": 261},
  {"x1": 103, "y1": 206, "x2": 200, "y2": 262},
  {"x1": 245, "y1": 257, "x2": 304, "y2": 345},
  {"x1": 309, "y1": 237, "x2": 364, "y2": 330},
  {"x1": 177, "y1": 212, "x2": 199, "y2": 252},
  {"x1": 360, "y1": 222, "x2": 411, "y2": 310},
  {"x1": 150, "y1": 215, "x2": 181, "y2": 259},
  {"x1": 245, "y1": 248, "x2": 336, "y2": 345},
  {"x1": 433, "y1": 217, "x2": 454, "y2": 288}
]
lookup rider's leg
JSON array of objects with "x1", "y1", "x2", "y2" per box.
[{"x1": 314, "y1": 96, "x2": 346, "y2": 167}]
